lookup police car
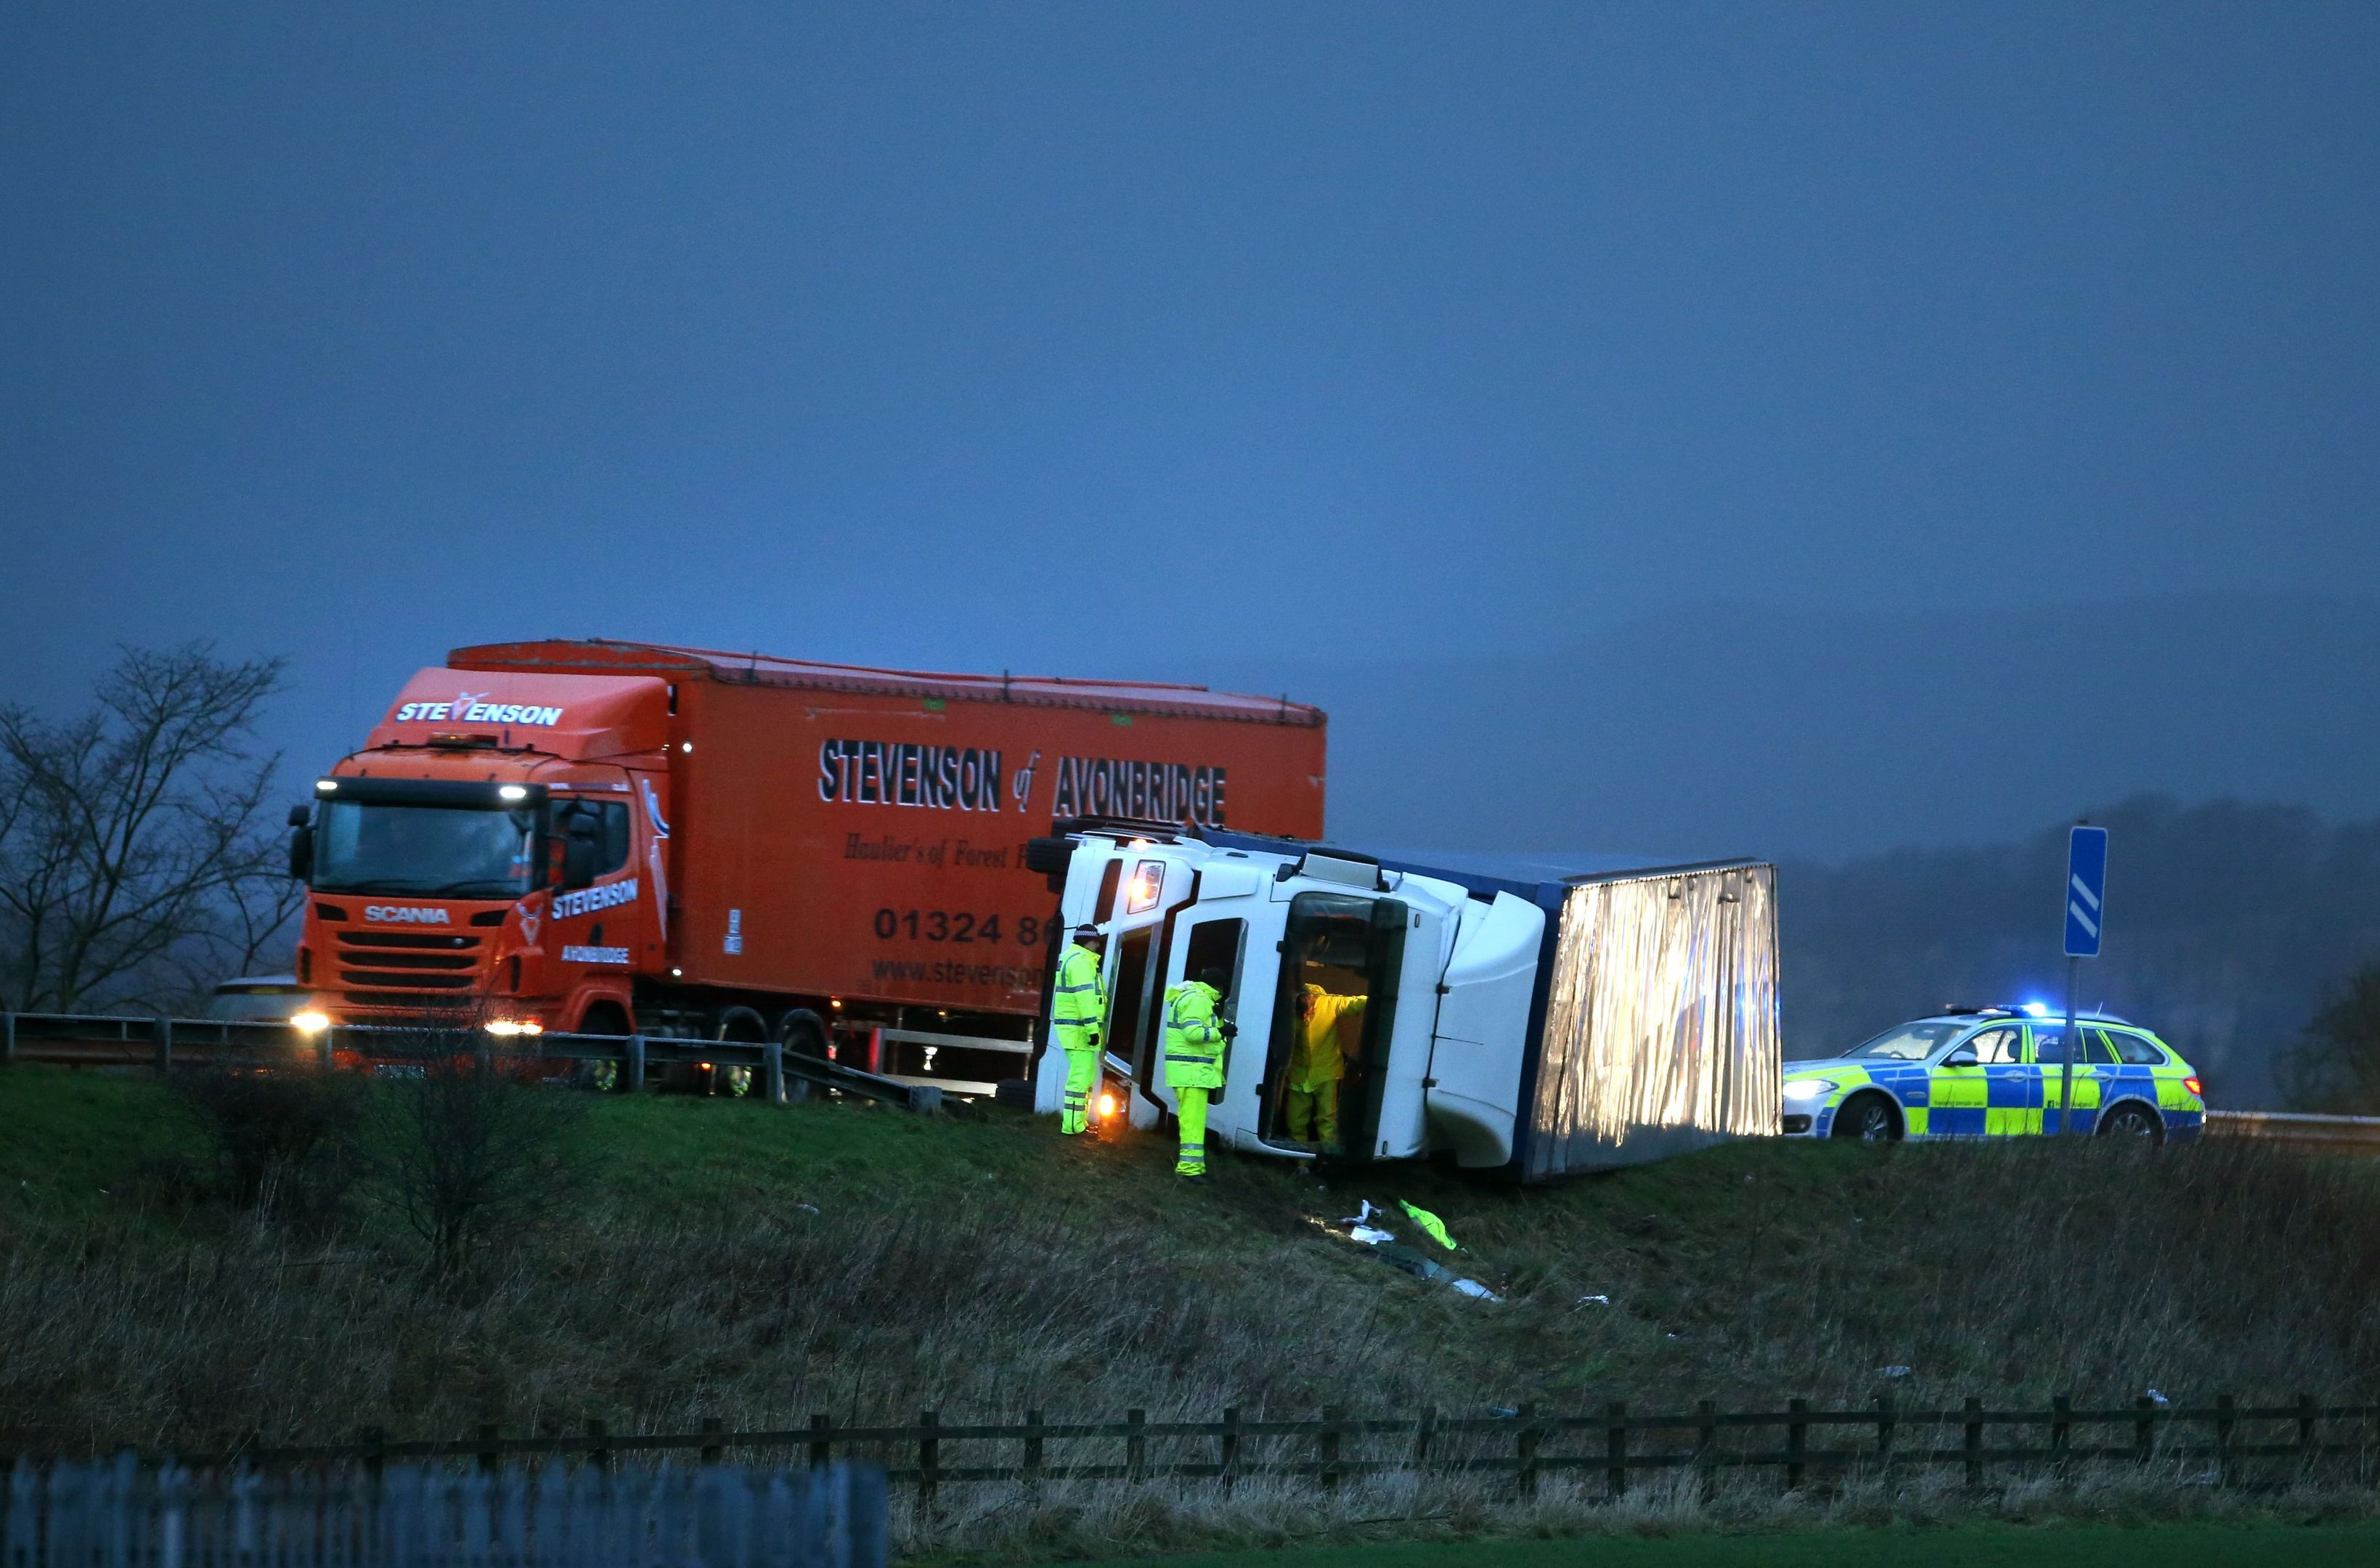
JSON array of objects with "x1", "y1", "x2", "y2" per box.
[{"x1": 1781, "y1": 1005, "x2": 2204, "y2": 1143}]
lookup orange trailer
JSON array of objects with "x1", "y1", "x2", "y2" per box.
[{"x1": 289, "y1": 640, "x2": 1324, "y2": 1094}]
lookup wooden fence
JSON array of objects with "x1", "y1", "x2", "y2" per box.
[
  {"x1": 57, "y1": 1398, "x2": 2380, "y2": 1504},
  {"x1": 0, "y1": 1457, "x2": 886, "y2": 1568}
]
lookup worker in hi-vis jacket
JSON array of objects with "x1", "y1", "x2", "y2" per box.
[
  {"x1": 1162, "y1": 967, "x2": 1234, "y2": 1181},
  {"x1": 1286, "y1": 981, "x2": 1367, "y2": 1148},
  {"x1": 1049, "y1": 923, "x2": 1108, "y2": 1134}
]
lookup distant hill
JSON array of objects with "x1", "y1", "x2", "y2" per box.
[
  {"x1": 1223, "y1": 592, "x2": 2380, "y2": 862},
  {"x1": 1219, "y1": 595, "x2": 2380, "y2": 1108},
  {"x1": 1780, "y1": 796, "x2": 2380, "y2": 1108}
]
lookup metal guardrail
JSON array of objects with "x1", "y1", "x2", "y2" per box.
[
  {"x1": 0, "y1": 1013, "x2": 945, "y2": 1114},
  {"x1": 2204, "y1": 1108, "x2": 2380, "y2": 1148}
]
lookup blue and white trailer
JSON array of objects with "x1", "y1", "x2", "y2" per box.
[{"x1": 1027, "y1": 823, "x2": 1782, "y2": 1181}]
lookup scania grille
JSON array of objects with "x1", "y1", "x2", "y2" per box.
[{"x1": 335, "y1": 931, "x2": 489, "y2": 1008}]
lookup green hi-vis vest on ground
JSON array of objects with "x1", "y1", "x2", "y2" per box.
[
  {"x1": 1051, "y1": 942, "x2": 1107, "y2": 1049},
  {"x1": 1162, "y1": 980, "x2": 1225, "y2": 1090}
]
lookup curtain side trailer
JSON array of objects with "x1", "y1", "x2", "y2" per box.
[
  {"x1": 1031, "y1": 825, "x2": 1780, "y2": 1180},
  {"x1": 288, "y1": 642, "x2": 1325, "y2": 1095}
]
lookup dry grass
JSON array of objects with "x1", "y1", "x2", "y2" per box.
[
  {"x1": 897, "y1": 1463, "x2": 2380, "y2": 1562},
  {"x1": 5, "y1": 1066, "x2": 2380, "y2": 1559}
]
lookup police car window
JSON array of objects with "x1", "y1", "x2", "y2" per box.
[
  {"x1": 2102, "y1": 1030, "x2": 2168, "y2": 1066},
  {"x1": 1966, "y1": 1026, "x2": 2021, "y2": 1065},
  {"x1": 2034, "y1": 1027, "x2": 2116, "y2": 1065},
  {"x1": 1841, "y1": 1021, "x2": 1964, "y2": 1061}
]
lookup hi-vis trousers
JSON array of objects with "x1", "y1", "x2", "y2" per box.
[
  {"x1": 1061, "y1": 1047, "x2": 1100, "y2": 1134},
  {"x1": 1175, "y1": 1085, "x2": 1210, "y2": 1176}
]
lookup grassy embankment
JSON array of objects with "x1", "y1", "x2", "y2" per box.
[{"x1": 5, "y1": 1063, "x2": 2380, "y2": 1557}]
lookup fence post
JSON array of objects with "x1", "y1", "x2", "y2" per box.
[
  {"x1": 1513, "y1": 1403, "x2": 1539, "y2": 1501},
  {"x1": 700, "y1": 1418, "x2": 723, "y2": 1465},
  {"x1": 1126, "y1": 1409, "x2": 1146, "y2": 1483},
  {"x1": 627, "y1": 1035, "x2": 646, "y2": 1093},
  {"x1": 2215, "y1": 1394, "x2": 2236, "y2": 1487},
  {"x1": 2298, "y1": 1393, "x2": 2318, "y2": 1469},
  {"x1": 1963, "y1": 1398, "x2": 1984, "y2": 1489},
  {"x1": 1695, "y1": 1400, "x2": 1717, "y2": 1501},
  {"x1": 1786, "y1": 1399, "x2": 1807, "y2": 1492},
  {"x1": 1220, "y1": 1408, "x2": 1240, "y2": 1490},
  {"x1": 1413, "y1": 1405, "x2": 1435, "y2": 1471},
  {"x1": 918, "y1": 1410, "x2": 940, "y2": 1510},
  {"x1": 1875, "y1": 1393, "x2": 1896, "y2": 1466},
  {"x1": 810, "y1": 1414, "x2": 833, "y2": 1471},
  {"x1": 1319, "y1": 1406, "x2": 1345, "y2": 1494},
  {"x1": 2051, "y1": 1394, "x2": 2071, "y2": 1472},
  {"x1": 1605, "y1": 1402, "x2": 1629, "y2": 1499},
  {"x1": 316, "y1": 1026, "x2": 333, "y2": 1071},
  {"x1": 478, "y1": 1424, "x2": 500, "y2": 1475},
  {"x1": 763, "y1": 1039, "x2": 785, "y2": 1106},
  {"x1": 2135, "y1": 1397, "x2": 2156, "y2": 1465},
  {"x1": 153, "y1": 1015, "x2": 173, "y2": 1076},
  {"x1": 1022, "y1": 1410, "x2": 1042, "y2": 1493},
  {"x1": 359, "y1": 1426, "x2": 386, "y2": 1493},
  {"x1": 586, "y1": 1419, "x2": 611, "y2": 1472},
  {"x1": 1, "y1": 1013, "x2": 14, "y2": 1066}
]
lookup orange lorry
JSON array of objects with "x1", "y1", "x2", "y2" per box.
[{"x1": 286, "y1": 640, "x2": 1326, "y2": 1093}]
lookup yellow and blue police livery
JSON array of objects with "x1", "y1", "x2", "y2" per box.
[{"x1": 1780, "y1": 1005, "x2": 2205, "y2": 1143}]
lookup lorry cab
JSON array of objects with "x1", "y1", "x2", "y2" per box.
[
  {"x1": 290, "y1": 668, "x2": 673, "y2": 1037},
  {"x1": 1040, "y1": 823, "x2": 1782, "y2": 1180},
  {"x1": 1050, "y1": 828, "x2": 1520, "y2": 1165}
]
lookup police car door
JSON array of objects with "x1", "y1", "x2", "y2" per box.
[
  {"x1": 1929, "y1": 1024, "x2": 2021, "y2": 1137},
  {"x1": 2031, "y1": 1023, "x2": 2108, "y2": 1135}
]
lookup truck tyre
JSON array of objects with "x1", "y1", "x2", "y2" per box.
[
  {"x1": 574, "y1": 1003, "x2": 634, "y2": 1093},
  {"x1": 2098, "y1": 1103, "x2": 2163, "y2": 1143},
  {"x1": 712, "y1": 1007, "x2": 770, "y2": 1097},
  {"x1": 778, "y1": 1009, "x2": 832, "y2": 1103},
  {"x1": 1831, "y1": 1093, "x2": 1902, "y2": 1143}
]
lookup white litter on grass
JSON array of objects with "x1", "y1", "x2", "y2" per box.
[
  {"x1": 2146, "y1": 1389, "x2": 2171, "y2": 1407},
  {"x1": 1576, "y1": 1294, "x2": 1611, "y2": 1307},
  {"x1": 1348, "y1": 1225, "x2": 1395, "y2": 1245},
  {"x1": 1451, "y1": 1278, "x2": 1503, "y2": 1302},
  {"x1": 1340, "y1": 1199, "x2": 1378, "y2": 1226},
  {"x1": 1878, "y1": 1365, "x2": 1912, "y2": 1379},
  {"x1": 794, "y1": 1203, "x2": 820, "y2": 1214}
]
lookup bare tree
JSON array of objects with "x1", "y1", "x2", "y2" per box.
[
  {"x1": 0, "y1": 643, "x2": 298, "y2": 1013},
  {"x1": 364, "y1": 1016, "x2": 584, "y2": 1282},
  {"x1": 2283, "y1": 958, "x2": 2380, "y2": 1113}
]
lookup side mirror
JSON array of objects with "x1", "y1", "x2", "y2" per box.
[
  {"x1": 287, "y1": 804, "x2": 312, "y2": 828},
  {"x1": 561, "y1": 815, "x2": 600, "y2": 891},
  {"x1": 287, "y1": 823, "x2": 313, "y2": 882},
  {"x1": 1942, "y1": 1045, "x2": 1979, "y2": 1068}
]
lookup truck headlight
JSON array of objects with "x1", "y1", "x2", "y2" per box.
[
  {"x1": 290, "y1": 1010, "x2": 331, "y2": 1035},
  {"x1": 1782, "y1": 1079, "x2": 1836, "y2": 1102},
  {"x1": 484, "y1": 1019, "x2": 544, "y2": 1037}
]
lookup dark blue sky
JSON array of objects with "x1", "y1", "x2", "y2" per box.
[{"x1": 6, "y1": 4, "x2": 2376, "y2": 855}]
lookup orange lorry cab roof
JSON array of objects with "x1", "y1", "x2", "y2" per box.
[
  {"x1": 449, "y1": 640, "x2": 1325, "y2": 728},
  {"x1": 364, "y1": 668, "x2": 668, "y2": 761}
]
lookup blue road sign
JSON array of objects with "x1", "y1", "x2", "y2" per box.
[{"x1": 2065, "y1": 825, "x2": 2109, "y2": 958}]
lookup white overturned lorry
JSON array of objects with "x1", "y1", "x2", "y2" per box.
[{"x1": 1024, "y1": 823, "x2": 1782, "y2": 1181}]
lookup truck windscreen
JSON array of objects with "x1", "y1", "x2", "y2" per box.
[{"x1": 312, "y1": 801, "x2": 539, "y2": 897}]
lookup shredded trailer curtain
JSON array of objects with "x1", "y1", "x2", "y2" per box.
[{"x1": 1528, "y1": 864, "x2": 1780, "y2": 1180}]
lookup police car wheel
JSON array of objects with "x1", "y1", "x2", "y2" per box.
[
  {"x1": 1832, "y1": 1093, "x2": 1901, "y2": 1143},
  {"x1": 2099, "y1": 1104, "x2": 2162, "y2": 1143}
]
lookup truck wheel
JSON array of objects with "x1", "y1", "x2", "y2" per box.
[
  {"x1": 1830, "y1": 1093, "x2": 1902, "y2": 1142},
  {"x1": 574, "y1": 1004, "x2": 633, "y2": 1092},
  {"x1": 778, "y1": 1009, "x2": 832, "y2": 1103},
  {"x1": 2098, "y1": 1103, "x2": 2163, "y2": 1143},
  {"x1": 712, "y1": 1007, "x2": 770, "y2": 1098}
]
